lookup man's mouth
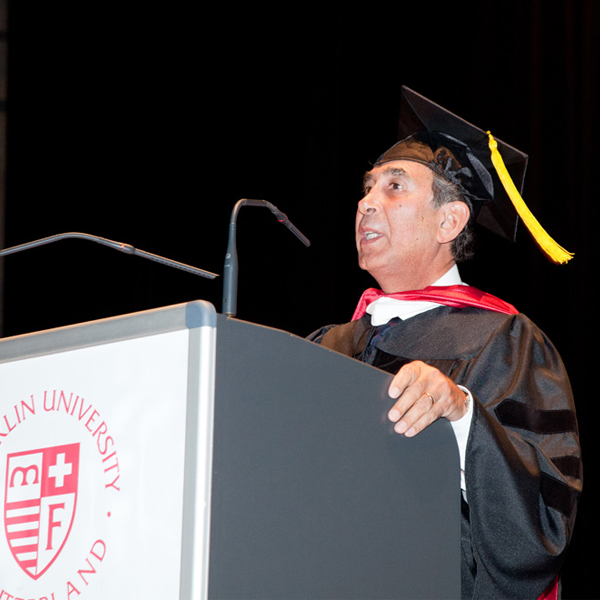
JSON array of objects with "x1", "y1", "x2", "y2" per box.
[{"x1": 365, "y1": 231, "x2": 381, "y2": 240}]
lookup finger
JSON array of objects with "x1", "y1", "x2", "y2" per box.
[
  {"x1": 388, "y1": 362, "x2": 432, "y2": 422},
  {"x1": 388, "y1": 361, "x2": 423, "y2": 399},
  {"x1": 393, "y1": 391, "x2": 437, "y2": 434},
  {"x1": 399, "y1": 385, "x2": 469, "y2": 435},
  {"x1": 403, "y1": 403, "x2": 441, "y2": 437},
  {"x1": 387, "y1": 382, "x2": 427, "y2": 423}
]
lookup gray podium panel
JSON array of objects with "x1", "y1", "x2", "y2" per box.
[{"x1": 209, "y1": 315, "x2": 460, "y2": 600}]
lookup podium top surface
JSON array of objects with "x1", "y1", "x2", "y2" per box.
[{"x1": 0, "y1": 299, "x2": 217, "y2": 364}]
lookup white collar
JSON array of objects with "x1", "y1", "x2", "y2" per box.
[{"x1": 367, "y1": 265, "x2": 465, "y2": 326}]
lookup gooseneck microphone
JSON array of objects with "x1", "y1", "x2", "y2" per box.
[
  {"x1": 222, "y1": 199, "x2": 310, "y2": 317},
  {"x1": 0, "y1": 232, "x2": 219, "y2": 279}
]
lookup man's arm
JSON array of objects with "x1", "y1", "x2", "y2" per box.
[{"x1": 385, "y1": 313, "x2": 581, "y2": 598}]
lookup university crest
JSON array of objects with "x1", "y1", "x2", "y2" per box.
[{"x1": 4, "y1": 443, "x2": 80, "y2": 579}]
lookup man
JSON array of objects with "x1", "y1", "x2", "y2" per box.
[{"x1": 309, "y1": 88, "x2": 581, "y2": 599}]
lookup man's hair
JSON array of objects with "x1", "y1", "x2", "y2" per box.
[{"x1": 430, "y1": 172, "x2": 475, "y2": 262}]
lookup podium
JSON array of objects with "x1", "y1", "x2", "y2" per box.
[{"x1": 0, "y1": 301, "x2": 460, "y2": 599}]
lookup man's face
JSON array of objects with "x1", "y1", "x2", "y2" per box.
[{"x1": 355, "y1": 160, "x2": 446, "y2": 290}]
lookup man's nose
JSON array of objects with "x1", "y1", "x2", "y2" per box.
[{"x1": 357, "y1": 191, "x2": 378, "y2": 215}]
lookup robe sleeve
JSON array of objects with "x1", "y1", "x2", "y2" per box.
[{"x1": 460, "y1": 313, "x2": 581, "y2": 599}]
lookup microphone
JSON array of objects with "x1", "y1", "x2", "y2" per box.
[
  {"x1": 222, "y1": 199, "x2": 310, "y2": 317},
  {"x1": 0, "y1": 232, "x2": 219, "y2": 279}
]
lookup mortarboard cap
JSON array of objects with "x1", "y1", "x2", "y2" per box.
[{"x1": 375, "y1": 86, "x2": 573, "y2": 264}]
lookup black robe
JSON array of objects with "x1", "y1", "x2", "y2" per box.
[{"x1": 308, "y1": 306, "x2": 582, "y2": 599}]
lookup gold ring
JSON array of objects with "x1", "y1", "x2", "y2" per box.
[{"x1": 425, "y1": 392, "x2": 435, "y2": 405}]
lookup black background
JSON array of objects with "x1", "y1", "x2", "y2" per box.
[{"x1": 2, "y1": 2, "x2": 597, "y2": 597}]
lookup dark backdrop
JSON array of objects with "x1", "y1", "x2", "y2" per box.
[{"x1": 2, "y1": 2, "x2": 597, "y2": 598}]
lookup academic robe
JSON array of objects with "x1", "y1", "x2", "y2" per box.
[{"x1": 308, "y1": 305, "x2": 582, "y2": 600}]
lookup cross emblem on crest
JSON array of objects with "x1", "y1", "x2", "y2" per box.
[{"x1": 49, "y1": 453, "x2": 73, "y2": 488}]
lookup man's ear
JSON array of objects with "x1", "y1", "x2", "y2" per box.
[{"x1": 437, "y1": 201, "x2": 471, "y2": 244}]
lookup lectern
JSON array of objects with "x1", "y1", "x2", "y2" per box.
[{"x1": 0, "y1": 301, "x2": 460, "y2": 599}]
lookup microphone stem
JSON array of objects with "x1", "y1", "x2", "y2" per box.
[
  {"x1": 222, "y1": 203, "x2": 241, "y2": 316},
  {"x1": 221, "y1": 199, "x2": 310, "y2": 318}
]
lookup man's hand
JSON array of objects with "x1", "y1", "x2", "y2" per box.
[{"x1": 388, "y1": 360, "x2": 469, "y2": 436}]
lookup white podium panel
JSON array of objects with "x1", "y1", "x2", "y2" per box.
[{"x1": 0, "y1": 302, "x2": 217, "y2": 600}]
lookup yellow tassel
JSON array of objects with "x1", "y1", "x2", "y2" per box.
[{"x1": 487, "y1": 132, "x2": 574, "y2": 264}]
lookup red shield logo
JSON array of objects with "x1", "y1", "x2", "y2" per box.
[{"x1": 4, "y1": 443, "x2": 80, "y2": 579}]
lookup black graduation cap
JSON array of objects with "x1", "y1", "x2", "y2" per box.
[{"x1": 375, "y1": 86, "x2": 573, "y2": 264}]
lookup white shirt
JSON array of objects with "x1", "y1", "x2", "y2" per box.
[{"x1": 365, "y1": 264, "x2": 473, "y2": 495}]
